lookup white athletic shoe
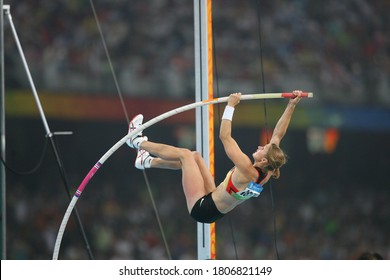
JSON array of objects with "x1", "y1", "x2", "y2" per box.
[
  {"x1": 126, "y1": 114, "x2": 147, "y2": 149},
  {"x1": 135, "y1": 149, "x2": 153, "y2": 170}
]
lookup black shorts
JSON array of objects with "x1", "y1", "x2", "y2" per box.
[{"x1": 190, "y1": 192, "x2": 224, "y2": 223}]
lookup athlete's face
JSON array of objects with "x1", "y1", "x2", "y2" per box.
[{"x1": 253, "y1": 144, "x2": 270, "y2": 162}]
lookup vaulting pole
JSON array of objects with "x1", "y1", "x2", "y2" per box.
[{"x1": 194, "y1": 0, "x2": 215, "y2": 260}]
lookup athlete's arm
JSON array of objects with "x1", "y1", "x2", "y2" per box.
[
  {"x1": 270, "y1": 90, "x2": 302, "y2": 146},
  {"x1": 219, "y1": 93, "x2": 253, "y2": 171}
]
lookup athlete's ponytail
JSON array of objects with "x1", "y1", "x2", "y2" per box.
[
  {"x1": 266, "y1": 144, "x2": 287, "y2": 179},
  {"x1": 272, "y1": 168, "x2": 281, "y2": 179}
]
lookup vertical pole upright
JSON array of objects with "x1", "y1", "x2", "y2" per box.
[
  {"x1": 3, "y1": 5, "x2": 94, "y2": 259},
  {"x1": 194, "y1": 0, "x2": 216, "y2": 260},
  {"x1": 0, "y1": 1, "x2": 6, "y2": 259}
]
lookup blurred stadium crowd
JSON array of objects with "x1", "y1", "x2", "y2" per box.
[
  {"x1": 2, "y1": 0, "x2": 390, "y2": 260},
  {"x1": 3, "y1": 0, "x2": 390, "y2": 105}
]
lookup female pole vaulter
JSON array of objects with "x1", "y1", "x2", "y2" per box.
[{"x1": 127, "y1": 90, "x2": 303, "y2": 223}]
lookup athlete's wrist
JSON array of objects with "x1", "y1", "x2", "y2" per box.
[{"x1": 222, "y1": 105, "x2": 235, "y2": 121}]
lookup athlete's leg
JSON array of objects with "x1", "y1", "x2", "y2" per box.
[
  {"x1": 140, "y1": 141, "x2": 210, "y2": 211},
  {"x1": 178, "y1": 149, "x2": 211, "y2": 212},
  {"x1": 127, "y1": 114, "x2": 181, "y2": 170},
  {"x1": 192, "y1": 151, "x2": 216, "y2": 194},
  {"x1": 140, "y1": 141, "x2": 215, "y2": 190},
  {"x1": 135, "y1": 148, "x2": 181, "y2": 170},
  {"x1": 140, "y1": 140, "x2": 186, "y2": 161},
  {"x1": 150, "y1": 158, "x2": 181, "y2": 169},
  {"x1": 138, "y1": 140, "x2": 216, "y2": 211}
]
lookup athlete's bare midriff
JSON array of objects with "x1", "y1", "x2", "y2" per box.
[
  {"x1": 212, "y1": 167, "x2": 271, "y2": 213},
  {"x1": 212, "y1": 183, "x2": 244, "y2": 214}
]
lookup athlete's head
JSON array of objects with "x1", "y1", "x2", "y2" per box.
[{"x1": 253, "y1": 143, "x2": 287, "y2": 179}]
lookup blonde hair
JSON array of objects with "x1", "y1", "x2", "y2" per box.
[{"x1": 265, "y1": 144, "x2": 287, "y2": 179}]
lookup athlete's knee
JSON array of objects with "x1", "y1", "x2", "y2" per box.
[
  {"x1": 178, "y1": 148, "x2": 193, "y2": 159},
  {"x1": 178, "y1": 149, "x2": 202, "y2": 167},
  {"x1": 192, "y1": 151, "x2": 203, "y2": 161}
]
